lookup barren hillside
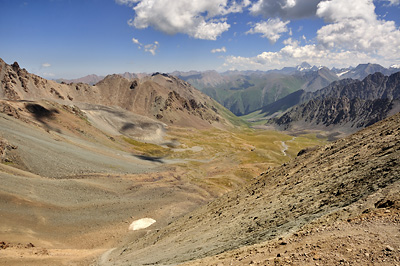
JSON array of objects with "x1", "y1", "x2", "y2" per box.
[
  {"x1": 103, "y1": 112, "x2": 400, "y2": 265},
  {"x1": 0, "y1": 58, "x2": 237, "y2": 129}
]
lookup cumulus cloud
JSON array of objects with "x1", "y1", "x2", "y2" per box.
[
  {"x1": 224, "y1": 39, "x2": 371, "y2": 70},
  {"x1": 119, "y1": 0, "x2": 250, "y2": 40},
  {"x1": 224, "y1": 0, "x2": 400, "y2": 70},
  {"x1": 317, "y1": 0, "x2": 376, "y2": 23},
  {"x1": 189, "y1": 20, "x2": 230, "y2": 40},
  {"x1": 247, "y1": 18, "x2": 289, "y2": 43},
  {"x1": 211, "y1": 47, "x2": 227, "y2": 53},
  {"x1": 250, "y1": 0, "x2": 322, "y2": 19},
  {"x1": 316, "y1": 0, "x2": 400, "y2": 56},
  {"x1": 41, "y1": 63, "x2": 51, "y2": 68}
]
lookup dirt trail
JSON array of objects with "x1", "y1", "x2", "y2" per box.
[{"x1": 280, "y1": 137, "x2": 296, "y2": 156}]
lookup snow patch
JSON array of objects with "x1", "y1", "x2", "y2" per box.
[
  {"x1": 337, "y1": 70, "x2": 350, "y2": 77},
  {"x1": 129, "y1": 218, "x2": 156, "y2": 231},
  {"x1": 390, "y1": 64, "x2": 400, "y2": 69}
]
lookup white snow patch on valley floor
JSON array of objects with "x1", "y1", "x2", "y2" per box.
[{"x1": 129, "y1": 218, "x2": 156, "y2": 231}]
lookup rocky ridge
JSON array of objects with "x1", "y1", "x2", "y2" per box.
[
  {"x1": 267, "y1": 72, "x2": 400, "y2": 133},
  {"x1": 0, "y1": 58, "x2": 233, "y2": 129}
]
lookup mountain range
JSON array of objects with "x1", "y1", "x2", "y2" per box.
[
  {"x1": 5, "y1": 58, "x2": 399, "y2": 136},
  {"x1": 260, "y1": 72, "x2": 400, "y2": 136},
  {"x1": 59, "y1": 62, "x2": 400, "y2": 116},
  {"x1": 173, "y1": 63, "x2": 400, "y2": 116},
  {"x1": 0, "y1": 58, "x2": 241, "y2": 130}
]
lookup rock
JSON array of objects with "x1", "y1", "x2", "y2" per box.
[
  {"x1": 0, "y1": 241, "x2": 9, "y2": 249},
  {"x1": 11, "y1": 61, "x2": 20, "y2": 71},
  {"x1": 385, "y1": 245, "x2": 394, "y2": 252},
  {"x1": 313, "y1": 254, "x2": 321, "y2": 260},
  {"x1": 26, "y1": 242, "x2": 35, "y2": 248}
]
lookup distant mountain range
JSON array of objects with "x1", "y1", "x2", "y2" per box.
[
  {"x1": 52, "y1": 62, "x2": 400, "y2": 131},
  {"x1": 173, "y1": 62, "x2": 400, "y2": 116},
  {"x1": 56, "y1": 62, "x2": 400, "y2": 117},
  {"x1": 56, "y1": 74, "x2": 105, "y2": 85},
  {"x1": 172, "y1": 66, "x2": 338, "y2": 116}
]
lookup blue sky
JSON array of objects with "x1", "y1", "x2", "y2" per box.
[{"x1": 0, "y1": 0, "x2": 399, "y2": 79}]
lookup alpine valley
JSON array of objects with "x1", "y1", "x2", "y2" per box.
[{"x1": 0, "y1": 58, "x2": 399, "y2": 266}]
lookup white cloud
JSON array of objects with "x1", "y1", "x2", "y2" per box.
[
  {"x1": 211, "y1": 46, "x2": 227, "y2": 53},
  {"x1": 131, "y1": 37, "x2": 159, "y2": 55},
  {"x1": 132, "y1": 37, "x2": 141, "y2": 45},
  {"x1": 382, "y1": 0, "x2": 400, "y2": 5},
  {"x1": 190, "y1": 20, "x2": 230, "y2": 40},
  {"x1": 224, "y1": 39, "x2": 372, "y2": 70},
  {"x1": 250, "y1": 0, "x2": 322, "y2": 19},
  {"x1": 316, "y1": 0, "x2": 400, "y2": 57},
  {"x1": 115, "y1": 0, "x2": 140, "y2": 6},
  {"x1": 120, "y1": 0, "x2": 249, "y2": 40},
  {"x1": 144, "y1": 41, "x2": 159, "y2": 56},
  {"x1": 317, "y1": 0, "x2": 376, "y2": 23},
  {"x1": 224, "y1": 0, "x2": 252, "y2": 13},
  {"x1": 223, "y1": 0, "x2": 400, "y2": 70},
  {"x1": 41, "y1": 63, "x2": 51, "y2": 68},
  {"x1": 246, "y1": 18, "x2": 289, "y2": 43}
]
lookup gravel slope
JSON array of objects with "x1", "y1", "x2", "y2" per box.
[{"x1": 0, "y1": 113, "x2": 157, "y2": 178}]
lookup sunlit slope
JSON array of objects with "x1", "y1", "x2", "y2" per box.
[{"x1": 103, "y1": 112, "x2": 400, "y2": 266}]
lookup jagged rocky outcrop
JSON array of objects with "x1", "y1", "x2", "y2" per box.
[{"x1": 268, "y1": 72, "x2": 400, "y2": 132}]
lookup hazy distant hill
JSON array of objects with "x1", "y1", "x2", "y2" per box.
[
  {"x1": 174, "y1": 64, "x2": 339, "y2": 116},
  {"x1": 332, "y1": 63, "x2": 400, "y2": 80},
  {"x1": 56, "y1": 74, "x2": 105, "y2": 85},
  {"x1": 255, "y1": 79, "x2": 355, "y2": 117}
]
